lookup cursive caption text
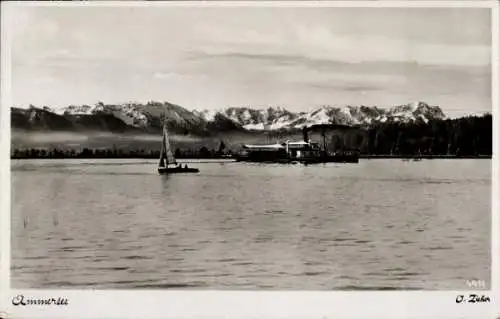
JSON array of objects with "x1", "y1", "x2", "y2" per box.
[
  {"x1": 12, "y1": 294, "x2": 69, "y2": 306},
  {"x1": 456, "y1": 294, "x2": 491, "y2": 304}
]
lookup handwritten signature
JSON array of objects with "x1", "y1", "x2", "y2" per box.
[{"x1": 12, "y1": 294, "x2": 69, "y2": 306}]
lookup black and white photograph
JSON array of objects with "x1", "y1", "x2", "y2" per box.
[{"x1": 3, "y1": 0, "x2": 496, "y2": 302}]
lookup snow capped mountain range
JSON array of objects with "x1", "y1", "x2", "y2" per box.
[
  {"x1": 193, "y1": 106, "x2": 299, "y2": 130},
  {"x1": 15, "y1": 101, "x2": 446, "y2": 133},
  {"x1": 58, "y1": 102, "x2": 150, "y2": 128},
  {"x1": 194, "y1": 101, "x2": 445, "y2": 130}
]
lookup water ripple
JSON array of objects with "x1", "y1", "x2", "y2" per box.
[
  {"x1": 337, "y1": 285, "x2": 421, "y2": 291},
  {"x1": 91, "y1": 266, "x2": 130, "y2": 271},
  {"x1": 123, "y1": 255, "x2": 153, "y2": 260},
  {"x1": 132, "y1": 282, "x2": 206, "y2": 289},
  {"x1": 423, "y1": 246, "x2": 453, "y2": 251},
  {"x1": 11, "y1": 159, "x2": 491, "y2": 290}
]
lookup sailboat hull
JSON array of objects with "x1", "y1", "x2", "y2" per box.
[{"x1": 158, "y1": 167, "x2": 200, "y2": 174}]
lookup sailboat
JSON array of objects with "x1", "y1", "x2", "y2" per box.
[{"x1": 157, "y1": 114, "x2": 199, "y2": 174}]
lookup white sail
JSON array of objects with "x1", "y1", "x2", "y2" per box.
[
  {"x1": 158, "y1": 115, "x2": 177, "y2": 168},
  {"x1": 163, "y1": 122, "x2": 177, "y2": 165}
]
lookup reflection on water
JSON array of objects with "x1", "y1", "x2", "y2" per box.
[{"x1": 11, "y1": 159, "x2": 491, "y2": 290}]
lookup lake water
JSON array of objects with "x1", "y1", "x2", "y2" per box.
[{"x1": 11, "y1": 159, "x2": 491, "y2": 290}]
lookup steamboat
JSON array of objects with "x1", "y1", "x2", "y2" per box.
[{"x1": 235, "y1": 124, "x2": 360, "y2": 164}]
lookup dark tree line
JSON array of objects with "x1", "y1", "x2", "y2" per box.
[
  {"x1": 11, "y1": 147, "x2": 232, "y2": 159},
  {"x1": 11, "y1": 115, "x2": 492, "y2": 159},
  {"x1": 358, "y1": 114, "x2": 492, "y2": 156}
]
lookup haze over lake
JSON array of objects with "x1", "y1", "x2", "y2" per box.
[{"x1": 11, "y1": 159, "x2": 490, "y2": 290}]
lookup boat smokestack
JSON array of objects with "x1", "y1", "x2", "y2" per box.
[{"x1": 302, "y1": 127, "x2": 309, "y2": 142}]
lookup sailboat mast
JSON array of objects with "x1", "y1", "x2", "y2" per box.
[{"x1": 162, "y1": 112, "x2": 177, "y2": 166}]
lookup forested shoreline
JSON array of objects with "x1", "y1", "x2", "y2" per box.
[
  {"x1": 11, "y1": 147, "x2": 231, "y2": 159},
  {"x1": 11, "y1": 114, "x2": 492, "y2": 159},
  {"x1": 359, "y1": 114, "x2": 492, "y2": 156}
]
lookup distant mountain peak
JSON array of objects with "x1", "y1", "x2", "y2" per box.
[
  {"x1": 11, "y1": 101, "x2": 447, "y2": 134},
  {"x1": 196, "y1": 102, "x2": 446, "y2": 130}
]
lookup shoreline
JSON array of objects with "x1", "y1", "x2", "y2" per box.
[
  {"x1": 10, "y1": 155, "x2": 492, "y2": 160},
  {"x1": 359, "y1": 155, "x2": 492, "y2": 159}
]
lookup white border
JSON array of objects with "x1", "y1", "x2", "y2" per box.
[
  {"x1": 1, "y1": 1, "x2": 498, "y2": 319},
  {"x1": 0, "y1": 0, "x2": 13, "y2": 316},
  {"x1": 1, "y1": 0, "x2": 497, "y2": 8},
  {"x1": 491, "y1": 1, "x2": 499, "y2": 315}
]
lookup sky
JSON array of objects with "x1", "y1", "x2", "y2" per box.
[{"x1": 8, "y1": 5, "x2": 493, "y2": 117}]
